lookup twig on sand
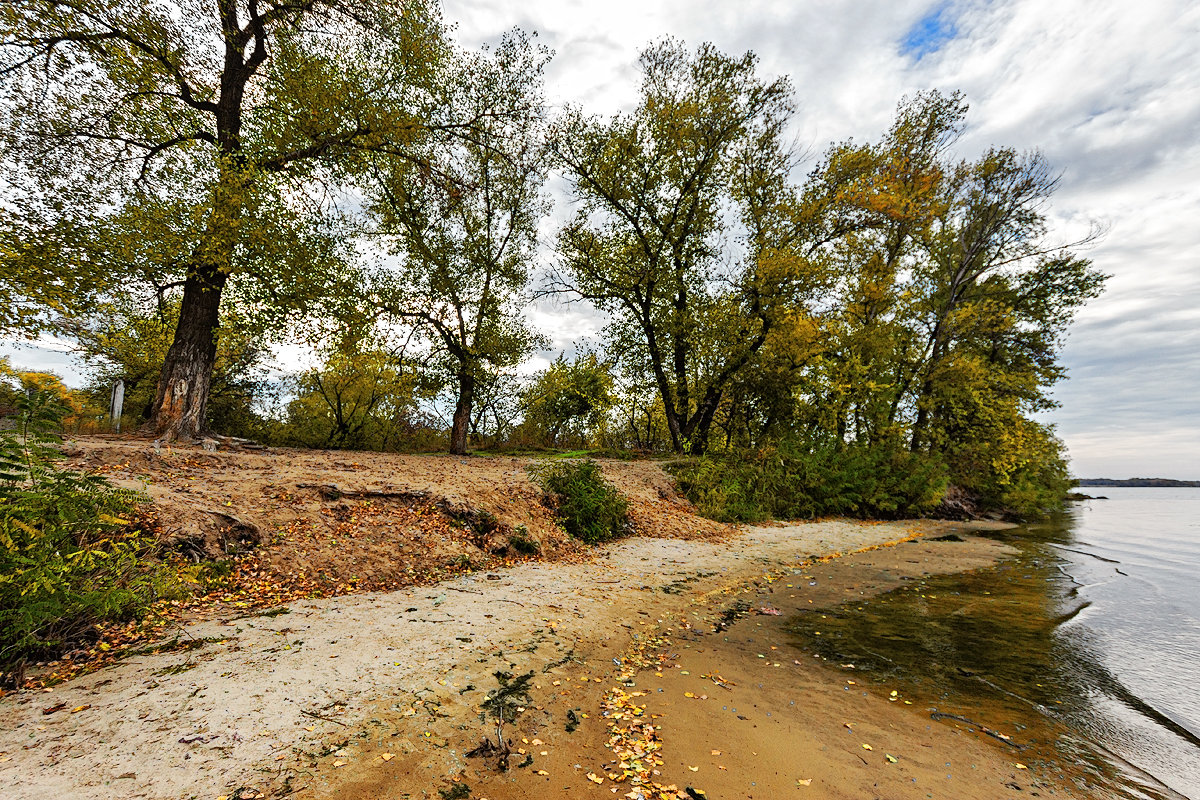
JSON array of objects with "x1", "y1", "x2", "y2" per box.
[
  {"x1": 930, "y1": 712, "x2": 1023, "y2": 749},
  {"x1": 300, "y1": 709, "x2": 348, "y2": 726}
]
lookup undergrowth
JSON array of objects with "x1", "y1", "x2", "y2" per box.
[
  {"x1": 0, "y1": 392, "x2": 190, "y2": 685},
  {"x1": 670, "y1": 440, "x2": 948, "y2": 523},
  {"x1": 529, "y1": 458, "x2": 629, "y2": 544}
]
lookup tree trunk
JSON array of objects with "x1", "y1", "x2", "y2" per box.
[
  {"x1": 449, "y1": 371, "x2": 475, "y2": 455},
  {"x1": 150, "y1": 261, "x2": 228, "y2": 440}
]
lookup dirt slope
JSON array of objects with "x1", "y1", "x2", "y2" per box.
[{"x1": 61, "y1": 438, "x2": 725, "y2": 605}]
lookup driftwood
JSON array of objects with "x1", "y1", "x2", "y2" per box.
[
  {"x1": 465, "y1": 737, "x2": 512, "y2": 771},
  {"x1": 296, "y1": 483, "x2": 427, "y2": 501},
  {"x1": 300, "y1": 709, "x2": 348, "y2": 727}
]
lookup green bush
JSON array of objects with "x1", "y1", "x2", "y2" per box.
[
  {"x1": 529, "y1": 459, "x2": 629, "y2": 544},
  {"x1": 670, "y1": 440, "x2": 948, "y2": 523},
  {"x1": 0, "y1": 392, "x2": 188, "y2": 682}
]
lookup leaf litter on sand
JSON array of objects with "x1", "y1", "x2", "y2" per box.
[{"x1": 598, "y1": 629, "x2": 698, "y2": 800}]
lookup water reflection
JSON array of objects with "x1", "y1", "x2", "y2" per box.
[{"x1": 785, "y1": 513, "x2": 1199, "y2": 799}]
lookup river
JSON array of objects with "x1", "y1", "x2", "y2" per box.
[{"x1": 784, "y1": 488, "x2": 1200, "y2": 799}]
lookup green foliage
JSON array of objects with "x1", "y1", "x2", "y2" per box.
[
  {"x1": 529, "y1": 459, "x2": 630, "y2": 544},
  {"x1": 1, "y1": 0, "x2": 450, "y2": 437},
  {"x1": 367, "y1": 31, "x2": 550, "y2": 454},
  {"x1": 943, "y1": 416, "x2": 1074, "y2": 519},
  {"x1": 0, "y1": 358, "x2": 101, "y2": 430},
  {"x1": 671, "y1": 440, "x2": 948, "y2": 523},
  {"x1": 0, "y1": 393, "x2": 188, "y2": 678},
  {"x1": 552, "y1": 39, "x2": 806, "y2": 455},
  {"x1": 480, "y1": 669, "x2": 535, "y2": 731},
  {"x1": 520, "y1": 354, "x2": 615, "y2": 448},
  {"x1": 282, "y1": 325, "x2": 433, "y2": 451},
  {"x1": 507, "y1": 525, "x2": 540, "y2": 555},
  {"x1": 71, "y1": 300, "x2": 271, "y2": 436}
]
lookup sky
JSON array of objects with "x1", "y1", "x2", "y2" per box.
[{"x1": 4, "y1": 0, "x2": 1198, "y2": 479}]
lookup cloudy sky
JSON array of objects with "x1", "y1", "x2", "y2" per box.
[{"x1": 4, "y1": 0, "x2": 1197, "y2": 478}]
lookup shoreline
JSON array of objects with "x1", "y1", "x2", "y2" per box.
[{"x1": 0, "y1": 517, "x2": 1076, "y2": 800}]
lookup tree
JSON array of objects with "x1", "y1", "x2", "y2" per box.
[
  {"x1": 284, "y1": 326, "x2": 428, "y2": 450},
  {"x1": 906, "y1": 146, "x2": 1105, "y2": 452},
  {"x1": 521, "y1": 353, "x2": 615, "y2": 449},
  {"x1": 1, "y1": 0, "x2": 452, "y2": 439},
  {"x1": 367, "y1": 31, "x2": 549, "y2": 455},
  {"x1": 550, "y1": 40, "x2": 802, "y2": 454},
  {"x1": 0, "y1": 358, "x2": 93, "y2": 425},
  {"x1": 791, "y1": 91, "x2": 964, "y2": 448},
  {"x1": 68, "y1": 299, "x2": 271, "y2": 435}
]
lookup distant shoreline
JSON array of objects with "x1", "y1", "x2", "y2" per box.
[{"x1": 1075, "y1": 478, "x2": 1200, "y2": 487}]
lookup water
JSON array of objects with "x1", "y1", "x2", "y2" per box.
[{"x1": 785, "y1": 488, "x2": 1200, "y2": 799}]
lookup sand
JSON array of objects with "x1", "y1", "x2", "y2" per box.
[{"x1": 0, "y1": 513, "x2": 1083, "y2": 800}]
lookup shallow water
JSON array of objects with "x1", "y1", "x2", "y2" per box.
[{"x1": 785, "y1": 488, "x2": 1200, "y2": 799}]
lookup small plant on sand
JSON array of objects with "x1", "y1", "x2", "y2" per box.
[
  {"x1": 507, "y1": 524, "x2": 540, "y2": 555},
  {"x1": 466, "y1": 669, "x2": 535, "y2": 770},
  {"x1": 529, "y1": 459, "x2": 629, "y2": 544},
  {"x1": 437, "y1": 783, "x2": 471, "y2": 800}
]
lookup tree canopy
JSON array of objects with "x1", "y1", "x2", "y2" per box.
[
  {"x1": 1, "y1": 0, "x2": 449, "y2": 438},
  {"x1": 550, "y1": 40, "x2": 809, "y2": 454},
  {"x1": 0, "y1": 25, "x2": 1106, "y2": 517}
]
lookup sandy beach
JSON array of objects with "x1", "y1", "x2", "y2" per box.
[{"x1": 0, "y1": 511, "x2": 1087, "y2": 800}]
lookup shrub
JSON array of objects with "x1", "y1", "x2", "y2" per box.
[
  {"x1": 529, "y1": 459, "x2": 629, "y2": 544},
  {"x1": 670, "y1": 440, "x2": 947, "y2": 523},
  {"x1": 0, "y1": 392, "x2": 188, "y2": 682}
]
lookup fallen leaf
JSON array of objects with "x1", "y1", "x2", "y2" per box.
[
  {"x1": 687, "y1": 765, "x2": 699, "y2": 772},
  {"x1": 885, "y1": 754, "x2": 898, "y2": 763},
  {"x1": 1015, "y1": 763, "x2": 1028, "y2": 770},
  {"x1": 861, "y1": 743, "x2": 873, "y2": 750},
  {"x1": 332, "y1": 760, "x2": 346, "y2": 767},
  {"x1": 381, "y1": 753, "x2": 394, "y2": 762},
  {"x1": 71, "y1": 705, "x2": 91, "y2": 713},
  {"x1": 796, "y1": 778, "x2": 812, "y2": 786},
  {"x1": 535, "y1": 769, "x2": 549, "y2": 776},
  {"x1": 710, "y1": 750, "x2": 722, "y2": 756}
]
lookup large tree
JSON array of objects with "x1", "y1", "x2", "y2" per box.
[
  {"x1": 550, "y1": 40, "x2": 803, "y2": 454},
  {"x1": 1, "y1": 0, "x2": 455, "y2": 439},
  {"x1": 367, "y1": 31, "x2": 549, "y2": 455}
]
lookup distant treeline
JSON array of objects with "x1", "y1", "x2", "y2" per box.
[{"x1": 1076, "y1": 478, "x2": 1200, "y2": 487}]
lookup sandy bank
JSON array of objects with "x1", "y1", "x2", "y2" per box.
[{"x1": 0, "y1": 517, "x2": 949, "y2": 799}]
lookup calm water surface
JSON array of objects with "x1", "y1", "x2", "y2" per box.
[{"x1": 786, "y1": 488, "x2": 1200, "y2": 799}]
